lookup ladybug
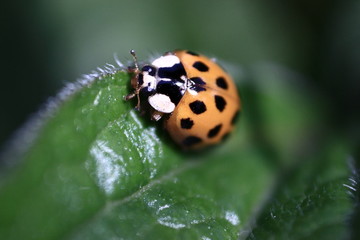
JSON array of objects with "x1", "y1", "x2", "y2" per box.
[{"x1": 125, "y1": 50, "x2": 241, "y2": 150}]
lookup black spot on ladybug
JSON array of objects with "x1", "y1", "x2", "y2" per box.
[
  {"x1": 216, "y1": 77, "x2": 228, "y2": 90},
  {"x1": 180, "y1": 118, "x2": 194, "y2": 129},
  {"x1": 189, "y1": 77, "x2": 206, "y2": 92},
  {"x1": 231, "y1": 110, "x2": 240, "y2": 125},
  {"x1": 215, "y1": 95, "x2": 226, "y2": 112},
  {"x1": 158, "y1": 63, "x2": 186, "y2": 80},
  {"x1": 189, "y1": 100, "x2": 207, "y2": 114},
  {"x1": 182, "y1": 136, "x2": 202, "y2": 147},
  {"x1": 193, "y1": 61, "x2": 209, "y2": 72},
  {"x1": 186, "y1": 51, "x2": 199, "y2": 56},
  {"x1": 142, "y1": 65, "x2": 156, "y2": 76},
  {"x1": 208, "y1": 124, "x2": 222, "y2": 138},
  {"x1": 156, "y1": 81, "x2": 183, "y2": 105},
  {"x1": 190, "y1": 77, "x2": 206, "y2": 85},
  {"x1": 190, "y1": 85, "x2": 206, "y2": 92}
]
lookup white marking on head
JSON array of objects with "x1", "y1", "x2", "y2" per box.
[
  {"x1": 148, "y1": 94, "x2": 175, "y2": 113},
  {"x1": 152, "y1": 55, "x2": 180, "y2": 68},
  {"x1": 142, "y1": 74, "x2": 156, "y2": 90}
]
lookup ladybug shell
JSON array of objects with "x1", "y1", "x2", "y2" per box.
[{"x1": 164, "y1": 50, "x2": 241, "y2": 150}]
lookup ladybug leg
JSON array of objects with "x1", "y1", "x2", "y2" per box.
[
  {"x1": 135, "y1": 90, "x2": 141, "y2": 111},
  {"x1": 124, "y1": 92, "x2": 136, "y2": 100},
  {"x1": 124, "y1": 90, "x2": 141, "y2": 111}
]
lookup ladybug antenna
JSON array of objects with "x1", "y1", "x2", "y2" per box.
[{"x1": 130, "y1": 49, "x2": 139, "y2": 70}]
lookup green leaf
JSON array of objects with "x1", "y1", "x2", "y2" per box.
[
  {"x1": 0, "y1": 64, "x2": 354, "y2": 239},
  {"x1": 246, "y1": 141, "x2": 352, "y2": 240}
]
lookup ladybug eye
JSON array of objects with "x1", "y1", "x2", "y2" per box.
[
  {"x1": 141, "y1": 65, "x2": 156, "y2": 76},
  {"x1": 138, "y1": 73, "x2": 144, "y2": 85}
]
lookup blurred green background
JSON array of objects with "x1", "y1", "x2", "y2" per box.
[{"x1": 1, "y1": 0, "x2": 359, "y2": 152}]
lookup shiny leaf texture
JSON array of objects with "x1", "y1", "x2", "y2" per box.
[{"x1": 0, "y1": 64, "x2": 353, "y2": 239}]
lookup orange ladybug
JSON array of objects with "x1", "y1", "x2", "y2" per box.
[{"x1": 125, "y1": 50, "x2": 241, "y2": 149}]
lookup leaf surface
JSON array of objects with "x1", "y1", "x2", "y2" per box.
[{"x1": 0, "y1": 66, "x2": 353, "y2": 239}]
